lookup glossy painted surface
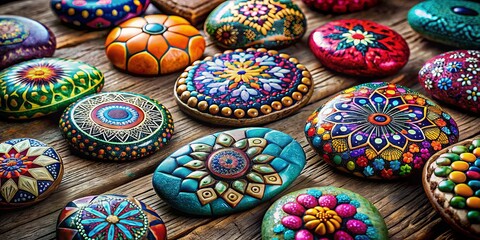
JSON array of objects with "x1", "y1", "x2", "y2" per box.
[
  {"x1": 175, "y1": 48, "x2": 313, "y2": 126},
  {"x1": 0, "y1": 15, "x2": 56, "y2": 69},
  {"x1": 51, "y1": 0, "x2": 150, "y2": 29},
  {"x1": 305, "y1": 82, "x2": 459, "y2": 179},
  {"x1": 105, "y1": 14, "x2": 205, "y2": 75},
  {"x1": 56, "y1": 194, "x2": 167, "y2": 240},
  {"x1": 302, "y1": 0, "x2": 378, "y2": 13},
  {"x1": 205, "y1": 0, "x2": 306, "y2": 49},
  {"x1": 407, "y1": 0, "x2": 480, "y2": 49},
  {"x1": 0, "y1": 58, "x2": 104, "y2": 119},
  {"x1": 59, "y1": 92, "x2": 174, "y2": 161},
  {"x1": 0, "y1": 138, "x2": 63, "y2": 210},
  {"x1": 309, "y1": 19, "x2": 410, "y2": 77},
  {"x1": 419, "y1": 50, "x2": 480, "y2": 114},
  {"x1": 152, "y1": 127, "x2": 306, "y2": 216},
  {"x1": 262, "y1": 186, "x2": 388, "y2": 240}
]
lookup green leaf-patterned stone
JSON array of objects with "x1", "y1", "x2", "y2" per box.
[{"x1": 0, "y1": 58, "x2": 104, "y2": 119}]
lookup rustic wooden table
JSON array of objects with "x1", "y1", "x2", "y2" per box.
[{"x1": 0, "y1": 0, "x2": 479, "y2": 239}]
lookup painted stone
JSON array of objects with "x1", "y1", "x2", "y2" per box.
[
  {"x1": 0, "y1": 58, "x2": 104, "y2": 120},
  {"x1": 423, "y1": 138, "x2": 480, "y2": 238},
  {"x1": 419, "y1": 50, "x2": 480, "y2": 115},
  {"x1": 205, "y1": 0, "x2": 306, "y2": 49},
  {"x1": 262, "y1": 186, "x2": 388, "y2": 240},
  {"x1": 175, "y1": 48, "x2": 313, "y2": 126},
  {"x1": 407, "y1": 0, "x2": 480, "y2": 49},
  {"x1": 152, "y1": 127, "x2": 306, "y2": 216},
  {"x1": 0, "y1": 15, "x2": 56, "y2": 69},
  {"x1": 56, "y1": 194, "x2": 167, "y2": 240},
  {"x1": 50, "y1": 0, "x2": 150, "y2": 29},
  {"x1": 59, "y1": 92, "x2": 174, "y2": 161},
  {"x1": 0, "y1": 138, "x2": 63, "y2": 210},
  {"x1": 302, "y1": 0, "x2": 378, "y2": 13},
  {"x1": 305, "y1": 82, "x2": 460, "y2": 180},
  {"x1": 309, "y1": 19, "x2": 410, "y2": 77},
  {"x1": 105, "y1": 14, "x2": 206, "y2": 76}
]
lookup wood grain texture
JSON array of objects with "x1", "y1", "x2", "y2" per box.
[
  {"x1": 0, "y1": 0, "x2": 479, "y2": 240},
  {"x1": 151, "y1": 0, "x2": 225, "y2": 25}
]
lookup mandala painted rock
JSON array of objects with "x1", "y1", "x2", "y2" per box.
[
  {"x1": 0, "y1": 16, "x2": 56, "y2": 69},
  {"x1": 304, "y1": 82, "x2": 460, "y2": 180},
  {"x1": 205, "y1": 0, "x2": 306, "y2": 49},
  {"x1": 0, "y1": 138, "x2": 63, "y2": 210},
  {"x1": 105, "y1": 14, "x2": 206, "y2": 76},
  {"x1": 175, "y1": 48, "x2": 313, "y2": 126},
  {"x1": 57, "y1": 194, "x2": 167, "y2": 240},
  {"x1": 423, "y1": 139, "x2": 480, "y2": 238},
  {"x1": 59, "y1": 92, "x2": 174, "y2": 161},
  {"x1": 408, "y1": 0, "x2": 480, "y2": 49},
  {"x1": 309, "y1": 19, "x2": 410, "y2": 77},
  {"x1": 0, "y1": 58, "x2": 104, "y2": 120},
  {"x1": 302, "y1": 0, "x2": 378, "y2": 13},
  {"x1": 419, "y1": 50, "x2": 480, "y2": 115},
  {"x1": 152, "y1": 127, "x2": 306, "y2": 216},
  {"x1": 262, "y1": 187, "x2": 388, "y2": 240},
  {"x1": 51, "y1": 0, "x2": 150, "y2": 29}
]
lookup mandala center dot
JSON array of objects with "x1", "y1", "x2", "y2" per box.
[
  {"x1": 106, "y1": 215, "x2": 119, "y2": 224},
  {"x1": 368, "y1": 113, "x2": 391, "y2": 126},
  {"x1": 237, "y1": 70, "x2": 246, "y2": 75},
  {"x1": 34, "y1": 70, "x2": 45, "y2": 76},
  {"x1": 207, "y1": 148, "x2": 250, "y2": 179},
  {"x1": 6, "y1": 160, "x2": 18, "y2": 167},
  {"x1": 451, "y1": 6, "x2": 478, "y2": 16},
  {"x1": 107, "y1": 109, "x2": 129, "y2": 119},
  {"x1": 352, "y1": 33, "x2": 365, "y2": 40},
  {"x1": 143, "y1": 23, "x2": 166, "y2": 35}
]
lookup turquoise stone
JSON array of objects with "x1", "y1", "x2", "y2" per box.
[
  {"x1": 407, "y1": 0, "x2": 480, "y2": 49},
  {"x1": 261, "y1": 187, "x2": 388, "y2": 240},
  {"x1": 152, "y1": 127, "x2": 306, "y2": 216}
]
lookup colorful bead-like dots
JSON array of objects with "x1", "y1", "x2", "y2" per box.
[{"x1": 434, "y1": 139, "x2": 480, "y2": 223}]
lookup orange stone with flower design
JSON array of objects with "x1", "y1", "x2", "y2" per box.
[{"x1": 105, "y1": 14, "x2": 206, "y2": 76}]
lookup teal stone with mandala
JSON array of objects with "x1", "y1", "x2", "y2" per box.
[
  {"x1": 0, "y1": 58, "x2": 104, "y2": 120},
  {"x1": 407, "y1": 0, "x2": 480, "y2": 49},
  {"x1": 261, "y1": 187, "x2": 388, "y2": 240},
  {"x1": 205, "y1": 0, "x2": 307, "y2": 49},
  {"x1": 152, "y1": 127, "x2": 306, "y2": 216}
]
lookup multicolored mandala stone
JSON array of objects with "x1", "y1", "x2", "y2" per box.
[
  {"x1": 423, "y1": 139, "x2": 480, "y2": 238},
  {"x1": 309, "y1": 19, "x2": 410, "y2": 77},
  {"x1": 57, "y1": 194, "x2": 167, "y2": 240},
  {"x1": 408, "y1": 0, "x2": 480, "y2": 49},
  {"x1": 205, "y1": 0, "x2": 307, "y2": 49},
  {"x1": 0, "y1": 58, "x2": 104, "y2": 120},
  {"x1": 152, "y1": 127, "x2": 306, "y2": 216},
  {"x1": 0, "y1": 138, "x2": 63, "y2": 210},
  {"x1": 262, "y1": 187, "x2": 388, "y2": 240},
  {"x1": 51, "y1": 0, "x2": 150, "y2": 29},
  {"x1": 59, "y1": 92, "x2": 174, "y2": 161},
  {"x1": 175, "y1": 48, "x2": 313, "y2": 126},
  {"x1": 419, "y1": 50, "x2": 480, "y2": 114},
  {"x1": 302, "y1": 0, "x2": 378, "y2": 13},
  {"x1": 304, "y1": 82, "x2": 460, "y2": 180},
  {"x1": 0, "y1": 16, "x2": 56, "y2": 69},
  {"x1": 105, "y1": 14, "x2": 206, "y2": 76}
]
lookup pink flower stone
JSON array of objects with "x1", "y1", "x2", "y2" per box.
[
  {"x1": 295, "y1": 229, "x2": 314, "y2": 240},
  {"x1": 346, "y1": 219, "x2": 368, "y2": 235},
  {"x1": 335, "y1": 204, "x2": 357, "y2": 218},
  {"x1": 334, "y1": 230, "x2": 354, "y2": 240},
  {"x1": 283, "y1": 201, "x2": 306, "y2": 216},
  {"x1": 318, "y1": 195, "x2": 337, "y2": 209},
  {"x1": 281, "y1": 215, "x2": 303, "y2": 230},
  {"x1": 296, "y1": 194, "x2": 318, "y2": 208}
]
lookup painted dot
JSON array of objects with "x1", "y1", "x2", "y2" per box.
[
  {"x1": 356, "y1": 135, "x2": 363, "y2": 141},
  {"x1": 393, "y1": 135, "x2": 401, "y2": 140},
  {"x1": 340, "y1": 126, "x2": 347, "y2": 132},
  {"x1": 408, "y1": 129, "x2": 417, "y2": 135},
  {"x1": 375, "y1": 138, "x2": 383, "y2": 144}
]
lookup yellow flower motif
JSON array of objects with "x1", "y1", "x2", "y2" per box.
[
  {"x1": 215, "y1": 25, "x2": 238, "y2": 45},
  {"x1": 342, "y1": 29, "x2": 376, "y2": 46},
  {"x1": 303, "y1": 206, "x2": 342, "y2": 235},
  {"x1": 219, "y1": 61, "x2": 270, "y2": 89}
]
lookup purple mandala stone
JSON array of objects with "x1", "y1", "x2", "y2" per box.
[{"x1": 0, "y1": 16, "x2": 56, "y2": 69}]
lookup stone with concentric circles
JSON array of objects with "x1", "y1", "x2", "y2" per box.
[
  {"x1": 105, "y1": 14, "x2": 206, "y2": 75},
  {"x1": 59, "y1": 92, "x2": 174, "y2": 161},
  {"x1": 51, "y1": 0, "x2": 150, "y2": 29},
  {"x1": 0, "y1": 15, "x2": 56, "y2": 69},
  {"x1": 174, "y1": 48, "x2": 313, "y2": 126},
  {"x1": 0, "y1": 58, "x2": 104, "y2": 120},
  {"x1": 309, "y1": 19, "x2": 410, "y2": 77},
  {"x1": 304, "y1": 82, "x2": 459, "y2": 180},
  {"x1": 262, "y1": 186, "x2": 388, "y2": 240},
  {"x1": 152, "y1": 127, "x2": 306, "y2": 216},
  {"x1": 56, "y1": 194, "x2": 167, "y2": 240},
  {"x1": 0, "y1": 138, "x2": 63, "y2": 210}
]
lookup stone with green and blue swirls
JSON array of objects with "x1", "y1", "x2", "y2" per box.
[
  {"x1": 407, "y1": 0, "x2": 480, "y2": 49},
  {"x1": 152, "y1": 127, "x2": 306, "y2": 216}
]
